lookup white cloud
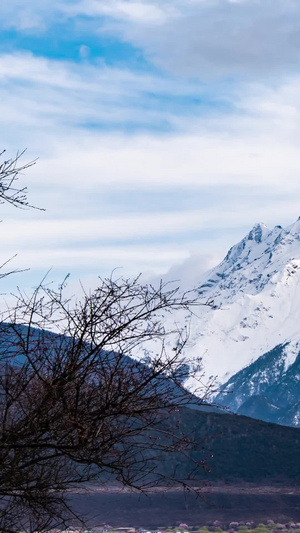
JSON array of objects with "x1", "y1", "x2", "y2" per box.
[
  {"x1": 63, "y1": 0, "x2": 168, "y2": 23},
  {"x1": 0, "y1": 52, "x2": 208, "y2": 142},
  {"x1": 95, "y1": 0, "x2": 300, "y2": 79},
  {"x1": 147, "y1": 252, "x2": 222, "y2": 290},
  {"x1": 0, "y1": 0, "x2": 57, "y2": 31},
  {"x1": 3, "y1": 1, "x2": 300, "y2": 80},
  {"x1": 2, "y1": 50, "x2": 300, "y2": 287},
  {"x1": 0, "y1": 0, "x2": 172, "y2": 32},
  {"x1": 2, "y1": 53, "x2": 300, "y2": 194},
  {"x1": 0, "y1": 244, "x2": 188, "y2": 270},
  {"x1": 0, "y1": 211, "x2": 221, "y2": 248},
  {"x1": 1, "y1": 0, "x2": 300, "y2": 294}
]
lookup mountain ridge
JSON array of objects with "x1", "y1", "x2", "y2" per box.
[
  {"x1": 161, "y1": 217, "x2": 300, "y2": 426},
  {"x1": 214, "y1": 343, "x2": 300, "y2": 427},
  {"x1": 175, "y1": 217, "x2": 300, "y2": 385}
]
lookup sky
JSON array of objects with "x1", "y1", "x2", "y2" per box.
[{"x1": 2, "y1": 0, "x2": 300, "y2": 293}]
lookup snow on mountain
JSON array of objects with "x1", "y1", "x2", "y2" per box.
[
  {"x1": 170, "y1": 217, "x2": 300, "y2": 389},
  {"x1": 214, "y1": 342, "x2": 300, "y2": 427}
]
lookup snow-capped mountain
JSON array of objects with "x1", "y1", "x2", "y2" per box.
[
  {"x1": 170, "y1": 218, "x2": 300, "y2": 424},
  {"x1": 214, "y1": 343, "x2": 300, "y2": 427}
]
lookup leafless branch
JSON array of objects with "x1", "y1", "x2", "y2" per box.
[
  {"x1": 0, "y1": 150, "x2": 43, "y2": 211},
  {"x1": 0, "y1": 275, "x2": 214, "y2": 531}
]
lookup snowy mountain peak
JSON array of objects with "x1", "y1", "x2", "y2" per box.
[
  {"x1": 177, "y1": 218, "x2": 300, "y2": 387},
  {"x1": 247, "y1": 222, "x2": 269, "y2": 243},
  {"x1": 223, "y1": 222, "x2": 270, "y2": 268},
  {"x1": 198, "y1": 218, "x2": 300, "y2": 303},
  {"x1": 286, "y1": 216, "x2": 300, "y2": 235}
]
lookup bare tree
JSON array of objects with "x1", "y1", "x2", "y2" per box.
[
  {"x1": 0, "y1": 150, "x2": 44, "y2": 281},
  {"x1": 0, "y1": 276, "x2": 213, "y2": 532},
  {"x1": 0, "y1": 150, "x2": 214, "y2": 532}
]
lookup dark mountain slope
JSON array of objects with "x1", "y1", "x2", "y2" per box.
[
  {"x1": 161, "y1": 407, "x2": 300, "y2": 485},
  {"x1": 214, "y1": 344, "x2": 300, "y2": 427},
  {"x1": 1, "y1": 322, "x2": 299, "y2": 486}
]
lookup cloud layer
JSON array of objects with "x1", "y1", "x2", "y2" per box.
[
  {"x1": 3, "y1": 1, "x2": 300, "y2": 79},
  {"x1": 110, "y1": 0, "x2": 300, "y2": 78},
  {"x1": 1, "y1": 1, "x2": 300, "y2": 292}
]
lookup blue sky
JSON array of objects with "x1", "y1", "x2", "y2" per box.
[{"x1": 2, "y1": 0, "x2": 300, "y2": 293}]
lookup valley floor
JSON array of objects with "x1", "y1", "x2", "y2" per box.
[{"x1": 68, "y1": 485, "x2": 300, "y2": 528}]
